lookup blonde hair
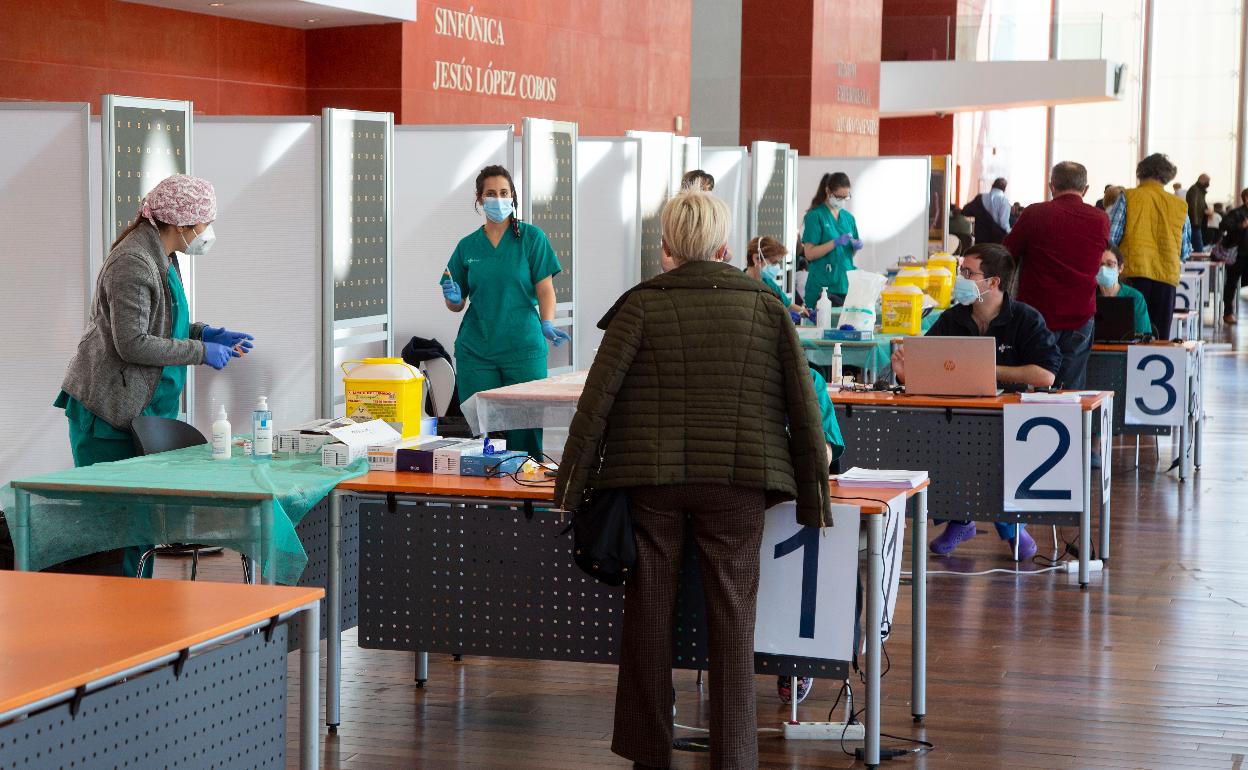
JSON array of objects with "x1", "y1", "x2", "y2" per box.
[{"x1": 660, "y1": 190, "x2": 730, "y2": 263}]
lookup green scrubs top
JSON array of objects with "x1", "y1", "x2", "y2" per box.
[
  {"x1": 1115, "y1": 282, "x2": 1154, "y2": 335},
  {"x1": 761, "y1": 271, "x2": 792, "y2": 307},
  {"x1": 55, "y1": 264, "x2": 190, "y2": 468},
  {"x1": 809, "y1": 368, "x2": 845, "y2": 461},
  {"x1": 801, "y1": 205, "x2": 859, "y2": 305},
  {"x1": 442, "y1": 222, "x2": 562, "y2": 364}
]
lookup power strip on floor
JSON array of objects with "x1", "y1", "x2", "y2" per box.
[
  {"x1": 783, "y1": 721, "x2": 865, "y2": 741},
  {"x1": 1062, "y1": 559, "x2": 1104, "y2": 574}
]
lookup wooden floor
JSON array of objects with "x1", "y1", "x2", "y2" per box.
[{"x1": 168, "y1": 307, "x2": 1248, "y2": 770}]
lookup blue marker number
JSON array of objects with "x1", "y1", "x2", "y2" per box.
[
  {"x1": 1014, "y1": 417, "x2": 1073, "y2": 501},
  {"x1": 774, "y1": 527, "x2": 819, "y2": 639},
  {"x1": 1134, "y1": 354, "x2": 1177, "y2": 416},
  {"x1": 1176, "y1": 282, "x2": 1191, "y2": 311}
]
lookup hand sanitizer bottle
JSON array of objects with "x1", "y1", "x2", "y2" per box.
[
  {"x1": 252, "y1": 396, "x2": 273, "y2": 460},
  {"x1": 212, "y1": 405, "x2": 232, "y2": 461}
]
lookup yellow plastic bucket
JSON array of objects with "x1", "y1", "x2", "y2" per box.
[
  {"x1": 341, "y1": 358, "x2": 425, "y2": 438},
  {"x1": 927, "y1": 253, "x2": 958, "y2": 277},
  {"x1": 881, "y1": 284, "x2": 924, "y2": 335},
  {"x1": 894, "y1": 266, "x2": 928, "y2": 292},
  {"x1": 925, "y1": 266, "x2": 953, "y2": 309}
]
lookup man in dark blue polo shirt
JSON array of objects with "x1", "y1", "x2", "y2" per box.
[{"x1": 892, "y1": 243, "x2": 1061, "y2": 560}]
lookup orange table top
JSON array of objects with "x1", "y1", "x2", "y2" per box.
[
  {"x1": 1092, "y1": 341, "x2": 1201, "y2": 353},
  {"x1": 829, "y1": 389, "x2": 1109, "y2": 412},
  {"x1": 336, "y1": 472, "x2": 924, "y2": 515},
  {"x1": 0, "y1": 571, "x2": 323, "y2": 716}
]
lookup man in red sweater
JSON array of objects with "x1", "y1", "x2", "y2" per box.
[{"x1": 1004, "y1": 162, "x2": 1109, "y2": 389}]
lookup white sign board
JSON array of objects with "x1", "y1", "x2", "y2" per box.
[
  {"x1": 1099, "y1": 394, "x2": 1113, "y2": 507},
  {"x1": 1003, "y1": 404, "x2": 1085, "y2": 513},
  {"x1": 1183, "y1": 263, "x2": 1210, "y2": 311},
  {"x1": 1175, "y1": 272, "x2": 1203, "y2": 314},
  {"x1": 755, "y1": 502, "x2": 850, "y2": 661},
  {"x1": 1125, "y1": 346, "x2": 1188, "y2": 426}
]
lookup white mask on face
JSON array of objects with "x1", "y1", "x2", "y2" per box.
[{"x1": 181, "y1": 224, "x2": 216, "y2": 256}]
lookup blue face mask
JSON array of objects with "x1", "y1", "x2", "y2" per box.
[
  {"x1": 763, "y1": 263, "x2": 784, "y2": 282},
  {"x1": 483, "y1": 197, "x2": 514, "y2": 223},
  {"x1": 952, "y1": 275, "x2": 985, "y2": 306},
  {"x1": 1096, "y1": 265, "x2": 1119, "y2": 288}
]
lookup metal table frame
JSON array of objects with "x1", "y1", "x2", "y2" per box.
[{"x1": 326, "y1": 486, "x2": 929, "y2": 769}]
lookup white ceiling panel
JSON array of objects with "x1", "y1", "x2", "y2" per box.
[{"x1": 122, "y1": 0, "x2": 415, "y2": 29}]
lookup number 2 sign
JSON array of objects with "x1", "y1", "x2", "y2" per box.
[
  {"x1": 1003, "y1": 404, "x2": 1085, "y2": 513},
  {"x1": 1125, "y1": 346, "x2": 1188, "y2": 426}
]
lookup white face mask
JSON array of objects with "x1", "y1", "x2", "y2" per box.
[{"x1": 181, "y1": 224, "x2": 216, "y2": 256}]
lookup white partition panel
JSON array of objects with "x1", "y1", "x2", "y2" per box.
[
  {"x1": 0, "y1": 104, "x2": 90, "y2": 482},
  {"x1": 392, "y1": 125, "x2": 514, "y2": 372},
  {"x1": 88, "y1": 116, "x2": 103, "y2": 296},
  {"x1": 797, "y1": 156, "x2": 931, "y2": 275},
  {"x1": 703, "y1": 146, "x2": 749, "y2": 268},
  {"x1": 192, "y1": 117, "x2": 322, "y2": 432},
  {"x1": 626, "y1": 130, "x2": 676, "y2": 281},
  {"x1": 576, "y1": 137, "x2": 641, "y2": 367}
]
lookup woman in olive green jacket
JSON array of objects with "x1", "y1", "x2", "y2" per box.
[{"x1": 555, "y1": 191, "x2": 830, "y2": 770}]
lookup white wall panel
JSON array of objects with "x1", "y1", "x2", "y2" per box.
[
  {"x1": 0, "y1": 104, "x2": 90, "y2": 483},
  {"x1": 88, "y1": 116, "x2": 103, "y2": 297},
  {"x1": 797, "y1": 156, "x2": 931, "y2": 275},
  {"x1": 576, "y1": 137, "x2": 640, "y2": 367},
  {"x1": 192, "y1": 117, "x2": 321, "y2": 432},
  {"x1": 392, "y1": 126, "x2": 513, "y2": 371},
  {"x1": 703, "y1": 146, "x2": 749, "y2": 268}
]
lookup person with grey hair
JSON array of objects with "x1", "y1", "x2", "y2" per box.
[
  {"x1": 556, "y1": 190, "x2": 831, "y2": 770},
  {"x1": 1005, "y1": 161, "x2": 1108, "y2": 388},
  {"x1": 1108, "y1": 153, "x2": 1192, "y2": 336}
]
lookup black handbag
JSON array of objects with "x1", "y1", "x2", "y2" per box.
[{"x1": 560, "y1": 488, "x2": 636, "y2": 586}]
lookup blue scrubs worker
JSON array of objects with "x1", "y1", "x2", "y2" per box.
[
  {"x1": 801, "y1": 172, "x2": 863, "y2": 309},
  {"x1": 440, "y1": 165, "x2": 567, "y2": 458}
]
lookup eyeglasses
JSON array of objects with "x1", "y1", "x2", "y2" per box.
[{"x1": 958, "y1": 268, "x2": 985, "y2": 279}]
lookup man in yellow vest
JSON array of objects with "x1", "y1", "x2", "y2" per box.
[{"x1": 1107, "y1": 153, "x2": 1192, "y2": 337}]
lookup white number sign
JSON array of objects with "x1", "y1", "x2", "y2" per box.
[
  {"x1": 1175, "y1": 273, "x2": 1203, "y2": 314},
  {"x1": 1003, "y1": 403, "x2": 1085, "y2": 513},
  {"x1": 1099, "y1": 393, "x2": 1113, "y2": 507},
  {"x1": 1125, "y1": 345, "x2": 1188, "y2": 426}
]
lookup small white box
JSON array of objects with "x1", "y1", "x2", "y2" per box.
[
  {"x1": 368, "y1": 436, "x2": 440, "y2": 472},
  {"x1": 432, "y1": 438, "x2": 508, "y2": 475},
  {"x1": 279, "y1": 417, "x2": 360, "y2": 454},
  {"x1": 321, "y1": 420, "x2": 402, "y2": 468}
]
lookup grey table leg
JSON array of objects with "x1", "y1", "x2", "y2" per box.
[
  {"x1": 13, "y1": 488, "x2": 30, "y2": 571},
  {"x1": 248, "y1": 502, "x2": 262, "y2": 586},
  {"x1": 301, "y1": 603, "x2": 321, "y2": 770},
  {"x1": 1099, "y1": 406, "x2": 1111, "y2": 563},
  {"x1": 327, "y1": 490, "x2": 343, "y2": 731},
  {"x1": 911, "y1": 488, "x2": 927, "y2": 723},
  {"x1": 865, "y1": 513, "x2": 883, "y2": 767},
  {"x1": 1178, "y1": 415, "x2": 1190, "y2": 482},
  {"x1": 1193, "y1": 349, "x2": 1203, "y2": 470},
  {"x1": 415, "y1": 652, "x2": 429, "y2": 686},
  {"x1": 261, "y1": 501, "x2": 276, "y2": 586},
  {"x1": 1080, "y1": 411, "x2": 1093, "y2": 588}
]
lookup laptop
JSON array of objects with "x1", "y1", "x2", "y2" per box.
[
  {"x1": 1094, "y1": 296, "x2": 1136, "y2": 343},
  {"x1": 902, "y1": 336, "x2": 1000, "y2": 397}
]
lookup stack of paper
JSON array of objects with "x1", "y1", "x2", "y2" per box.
[
  {"x1": 835, "y1": 467, "x2": 929, "y2": 489},
  {"x1": 1019, "y1": 392, "x2": 1084, "y2": 404}
]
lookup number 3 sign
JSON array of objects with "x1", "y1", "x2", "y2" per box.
[
  {"x1": 1125, "y1": 346, "x2": 1188, "y2": 426},
  {"x1": 1003, "y1": 404, "x2": 1085, "y2": 513}
]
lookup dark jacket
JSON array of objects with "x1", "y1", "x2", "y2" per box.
[
  {"x1": 61, "y1": 222, "x2": 206, "y2": 429},
  {"x1": 554, "y1": 260, "x2": 833, "y2": 528},
  {"x1": 927, "y1": 292, "x2": 1062, "y2": 376},
  {"x1": 963, "y1": 193, "x2": 1009, "y2": 245},
  {"x1": 1186, "y1": 184, "x2": 1208, "y2": 229},
  {"x1": 1221, "y1": 205, "x2": 1248, "y2": 252}
]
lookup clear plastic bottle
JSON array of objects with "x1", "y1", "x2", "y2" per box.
[
  {"x1": 831, "y1": 343, "x2": 843, "y2": 385},
  {"x1": 211, "y1": 405, "x2": 232, "y2": 461},
  {"x1": 252, "y1": 396, "x2": 273, "y2": 460},
  {"x1": 816, "y1": 288, "x2": 833, "y2": 331}
]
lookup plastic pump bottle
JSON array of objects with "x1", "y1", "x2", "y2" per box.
[
  {"x1": 816, "y1": 288, "x2": 833, "y2": 331},
  {"x1": 252, "y1": 396, "x2": 273, "y2": 460},
  {"x1": 831, "y1": 343, "x2": 843, "y2": 385},
  {"x1": 211, "y1": 406, "x2": 232, "y2": 461}
]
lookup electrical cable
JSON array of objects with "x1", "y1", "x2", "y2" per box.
[{"x1": 906, "y1": 565, "x2": 1065, "y2": 577}]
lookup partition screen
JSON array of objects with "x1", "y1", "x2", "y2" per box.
[
  {"x1": 523, "y1": 118, "x2": 577, "y2": 374},
  {"x1": 797, "y1": 156, "x2": 931, "y2": 275},
  {"x1": 576, "y1": 137, "x2": 641, "y2": 369},
  {"x1": 392, "y1": 125, "x2": 513, "y2": 385},
  {"x1": 751, "y1": 141, "x2": 792, "y2": 246},
  {"x1": 102, "y1": 95, "x2": 191, "y2": 248},
  {"x1": 626, "y1": 130, "x2": 675, "y2": 280},
  {"x1": 672, "y1": 135, "x2": 702, "y2": 190},
  {"x1": 193, "y1": 117, "x2": 322, "y2": 431},
  {"x1": 0, "y1": 104, "x2": 90, "y2": 483},
  {"x1": 322, "y1": 109, "x2": 394, "y2": 416},
  {"x1": 703, "y1": 146, "x2": 749, "y2": 268}
]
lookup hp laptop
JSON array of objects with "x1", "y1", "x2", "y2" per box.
[
  {"x1": 902, "y1": 336, "x2": 1000, "y2": 397},
  {"x1": 1093, "y1": 296, "x2": 1136, "y2": 343}
]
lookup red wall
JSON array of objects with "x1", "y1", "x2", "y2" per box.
[
  {"x1": 878, "y1": 0, "x2": 956, "y2": 157},
  {"x1": 0, "y1": 0, "x2": 306, "y2": 114},
  {"x1": 879, "y1": 114, "x2": 954, "y2": 156}
]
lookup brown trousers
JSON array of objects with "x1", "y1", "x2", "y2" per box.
[{"x1": 612, "y1": 484, "x2": 766, "y2": 770}]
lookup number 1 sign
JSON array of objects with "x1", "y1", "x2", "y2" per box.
[{"x1": 1003, "y1": 403, "x2": 1085, "y2": 513}]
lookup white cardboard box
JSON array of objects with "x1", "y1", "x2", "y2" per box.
[{"x1": 321, "y1": 420, "x2": 403, "y2": 467}]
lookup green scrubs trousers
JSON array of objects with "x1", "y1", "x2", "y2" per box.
[
  {"x1": 53, "y1": 264, "x2": 191, "y2": 578},
  {"x1": 456, "y1": 352, "x2": 548, "y2": 458}
]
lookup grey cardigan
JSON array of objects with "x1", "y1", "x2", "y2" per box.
[{"x1": 61, "y1": 222, "x2": 206, "y2": 430}]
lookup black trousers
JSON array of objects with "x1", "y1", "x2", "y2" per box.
[
  {"x1": 1124, "y1": 277, "x2": 1177, "y2": 339},
  {"x1": 1226, "y1": 261, "x2": 1245, "y2": 318}
]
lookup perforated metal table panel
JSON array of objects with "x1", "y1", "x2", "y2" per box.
[
  {"x1": 1086, "y1": 351, "x2": 1170, "y2": 436},
  {"x1": 356, "y1": 499, "x2": 849, "y2": 682},
  {"x1": 289, "y1": 495, "x2": 359, "y2": 652},
  {"x1": 0, "y1": 625, "x2": 289, "y2": 770}
]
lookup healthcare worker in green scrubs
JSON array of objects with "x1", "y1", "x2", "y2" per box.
[
  {"x1": 745, "y1": 235, "x2": 809, "y2": 319},
  {"x1": 55, "y1": 174, "x2": 253, "y2": 577},
  {"x1": 801, "y1": 171, "x2": 863, "y2": 308},
  {"x1": 440, "y1": 165, "x2": 567, "y2": 458}
]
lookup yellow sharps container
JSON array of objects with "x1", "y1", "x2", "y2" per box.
[
  {"x1": 927, "y1": 253, "x2": 958, "y2": 277},
  {"x1": 340, "y1": 358, "x2": 426, "y2": 437},
  {"x1": 894, "y1": 266, "x2": 928, "y2": 292},
  {"x1": 925, "y1": 266, "x2": 953, "y2": 308},
  {"x1": 881, "y1": 284, "x2": 924, "y2": 335}
]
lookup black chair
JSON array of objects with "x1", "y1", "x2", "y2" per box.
[{"x1": 129, "y1": 416, "x2": 251, "y2": 581}]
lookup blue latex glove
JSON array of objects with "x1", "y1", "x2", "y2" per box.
[
  {"x1": 203, "y1": 342, "x2": 239, "y2": 371},
  {"x1": 833, "y1": 233, "x2": 853, "y2": 248},
  {"x1": 851, "y1": 238, "x2": 864, "y2": 251},
  {"x1": 442, "y1": 279, "x2": 463, "y2": 304},
  {"x1": 541, "y1": 320, "x2": 570, "y2": 348},
  {"x1": 202, "y1": 326, "x2": 254, "y2": 354}
]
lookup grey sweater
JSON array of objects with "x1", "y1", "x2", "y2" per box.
[{"x1": 61, "y1": 222, "x2": 205, "y2": 430}]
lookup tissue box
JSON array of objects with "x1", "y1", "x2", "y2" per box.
[
  {"x1": 320, "y1": 420, "x2": 402, "y2": 467},
  {"x1": 460, "y1": 451, "x2": 529, "y2": 478},
  {"x1": 823, "y1": 329, "x2": 874, "y2": 341}
]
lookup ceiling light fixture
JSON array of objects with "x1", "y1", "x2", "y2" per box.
[
  {"x1": 306, "y1": 18, "x2": 320, "y2": 23},
  {"x1": 208, "y1": 2, "x2": 224, "y2": 6}
]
